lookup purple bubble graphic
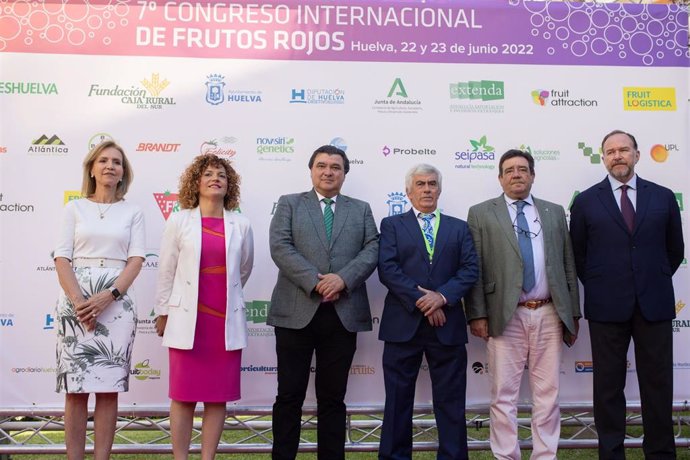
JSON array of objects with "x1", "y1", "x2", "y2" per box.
[
  {"x1": 530, "y1": 13, "x2": 545, "y2": 27},
  {"x1": 605, "y1": 25, "x2": 623, "y2": 44},
  {"x1": 568, "y1": 10, "x2": 591, "y2": 34},
  {"x1": 630, "y1": 32, "x2": 653, "y2": 55},
  {"x1": 591, "y1": 38, "x2": 608, "y2": 55},
  {"x1": 591, "y1": 9, "x2": 610, "y2": 28},
  {"x1": 556, "y1": 26, "x2": 570, "y2": 40},
  {"x1": 674, "y1": 29, "x2": 686, "y2": 48},
  {"x1": 546, "y1": 2, "x2": 569, "y2": 22},
  {"x1": 571, "y1": 40, "x2": 587, "y2": 57}
]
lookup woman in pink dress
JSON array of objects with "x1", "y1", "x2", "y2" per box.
[{"x1": 154, "y1": 154, "x2": 254, "y2": 459}]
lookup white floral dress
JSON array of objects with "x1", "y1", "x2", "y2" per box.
[{"x1": 54, "y1": 199, "x2": 146, "y2": 393}]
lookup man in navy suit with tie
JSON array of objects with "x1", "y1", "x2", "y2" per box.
[
  {"x1": 570, "y1": 130, "x2": 684, "y2": 460},
  {"x1": 377, "y1": 164, "x2": 478, "y2": 460}
]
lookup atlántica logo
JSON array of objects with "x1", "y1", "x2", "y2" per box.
[
  {"x1": 386, "y1": 192, "x2": 408, "y2": 216},
  {"x1": 28, "y1": 134, "x2": 69, "y2": 156}
]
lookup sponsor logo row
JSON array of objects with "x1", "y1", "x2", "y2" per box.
[{"x1": 1, "y1": 77, "x2": 677, "y2": 112}]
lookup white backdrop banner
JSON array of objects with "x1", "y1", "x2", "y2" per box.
[{"x1": 1, "y1": 0, "x2": 688, "y2": 410}]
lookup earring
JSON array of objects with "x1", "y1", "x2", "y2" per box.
[{"x1": 91, "y1": 174, "x2": 94, "y2": 178}]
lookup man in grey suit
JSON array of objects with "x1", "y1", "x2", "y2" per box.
[
  {"x1": 466, "y1": 149, "x2": 580, "y2": 459},
  {"x1": 268, "y1": 145, "x2": 379, "y2": 460}
]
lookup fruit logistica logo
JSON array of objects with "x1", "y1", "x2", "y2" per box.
[
  {"x1": 64, "y1": 191, "x2": 82, "y2": 205},
  {"x1": 153, "y1": 191, "x2": 180, "y2": 220},
  {"x1": 449, "y1": 80, "x2": 504, "y2": 113},
  {"x1": 386, "y1": 192, "x2": 409, "y2": 216},
  {"x1": 531, "y1": 88, "x2": 598, "y2": 108},
  {"x1": 200, "y1": 137, "x2": 238, "y2": 157},
  {"x1": 205, "y1": 74, "x2": 263, "y2": 105},
  {"x1": 373, "y1": 78, "x2": 422, "y2": 114},
  {"x1": 623, "y1": 87, "x2": 676, "y2": 111},
  {"x1": 88, "y1": 73, "x2": 176, "y2": 110},
  {"x1": 454, "y1": 135, "x2": 496, "y2": 170},
  {"x1": 290, "y1": 88, "x2": 345, "y2": 104},
  {"x1": 0, "y1": 81, "x2": 58, "y2": 95},
  {"x1": 27, "y1": 134, "x2": 69, "y2": 156},
  {"x1": 649, "y1": 143, "x2": 678, "y2": 163}
]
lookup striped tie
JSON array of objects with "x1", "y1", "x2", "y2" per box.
[{"x1": 323, "y1": 198, "x2": 334, "y2": 241}]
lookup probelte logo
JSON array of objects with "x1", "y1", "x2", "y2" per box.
[
  {"x1": 623, "y1": 87, "x2": 676, "y2": 111},
  {"x1": 153, "y1": 191, "x2": 180, "y2": 220}
]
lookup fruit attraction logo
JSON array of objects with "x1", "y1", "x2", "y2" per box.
[
  {"x1": 623, "y1": 87, "x2": 676, "y2": 111},
  {"x1": 88, "y1": 73, "x2": 176, "y2": 110},
  {"x1": 153, "y1": 191, "x2": 180, "y2": 220},
  {"x1": 531, "y1": 88, "x2": 598, "y2": 108},
  {"x1": 449, "y1": 80, "x2": 504, "y2": 114},
  {"x1": 454, "y1": 135, "x2": 496, "y2": 170}
]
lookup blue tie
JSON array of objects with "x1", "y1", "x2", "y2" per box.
[
  {"x1": 420, "y1": 213, "x2": 435, "y2": 251},
  {"x1": 515, "y1": 201, "x2": 535, "y2": 292}
]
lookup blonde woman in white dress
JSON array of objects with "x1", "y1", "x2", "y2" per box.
[{"x1": 54, "y1": 141, "x2": 146, "y2": 460}]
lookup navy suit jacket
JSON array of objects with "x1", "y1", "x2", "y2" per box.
[
  {"x1": 378, "y1": 210, "x2": 479, "y2": 345},
  {"x1": 569, "y1": 176, "x2": 684, "y2": 322}
]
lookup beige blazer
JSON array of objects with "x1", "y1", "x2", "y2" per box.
[{"x1": 154, "y1": 207, "x2": 254, "y2": 350}]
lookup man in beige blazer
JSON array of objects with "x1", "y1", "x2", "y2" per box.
[{"x1": 466, "y1": 149, "x2": 580, "y2": 460}]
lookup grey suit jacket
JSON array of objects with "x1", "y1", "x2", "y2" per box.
[
  {"x1": 267, "y1": 190, "x2": 379, "y2": 332},
  {"x1": 465, "y1": 194, "x2": 580, "y2": 338}
]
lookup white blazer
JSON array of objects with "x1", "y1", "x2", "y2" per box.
[{"x1": 154, "y1": 207, "x2": 254, "y2": 350}]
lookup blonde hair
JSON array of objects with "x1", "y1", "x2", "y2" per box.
[
  {"x1": 81, "y1": 141, "x2": 133, "y2": 200},
  {"x1": 178, "y1": 154, "x2": 240, "y2": 210}
]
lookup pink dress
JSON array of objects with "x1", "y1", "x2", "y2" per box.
[{"x1": 169, "y1": 217, "x2": 242, "y2": 402}]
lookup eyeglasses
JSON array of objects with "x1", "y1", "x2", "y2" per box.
[{"x1": 512, "y1": 214, "x2": 542, "y2": 239}]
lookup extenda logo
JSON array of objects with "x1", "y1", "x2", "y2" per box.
[{"x1": 623, "y1": 87, "x2": 676, "y2": 111}]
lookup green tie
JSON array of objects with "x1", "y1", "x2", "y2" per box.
[{"x1": 323, "y1": 198, "x2": 334, "y2": 241}]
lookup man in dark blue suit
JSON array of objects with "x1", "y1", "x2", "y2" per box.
[
  {"x1": 570, "y1": 130, "x2": 684, "y2": 460},
  {"x1": 377, "y1": 164, "x2": 478, "y2": 460}
]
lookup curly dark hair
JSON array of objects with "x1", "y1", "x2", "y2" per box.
[{"x1": 178, "y1": 154, "x2": 240, "y2": 210}]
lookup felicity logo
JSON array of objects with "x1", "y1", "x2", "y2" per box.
[
  {"x1": 623, "y1": 87, "x2": 676, "y2": 111},
  {"x1": 153, "y1": 191, "x2": 180, "y2": 220},
  {"x1": 386, "y1": 192, "x2": 409, "y2": 216},
  {"x1": 200, "y1": 137, "x2": 237, "y2": 157}
]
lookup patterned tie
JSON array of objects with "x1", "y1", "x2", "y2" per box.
[
  {"x1": 420, "y1": 213, "x2": 435, "y2": 251},
  {"x1": 515, "y1": 200, "x2": 536, "y2": 292},
  {"x1": 620, "y1": 185, "x2": 635, "y2": 233},
  {"x1": 323, "y1": 198, "x2": 334, "y2": 241}
]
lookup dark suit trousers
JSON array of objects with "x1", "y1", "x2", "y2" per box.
[
  {"x1": 271, "y1": 304, "x2": 357, "y2": 460},
  {"x1": 589, "y1": 308, "x2": 676, "y2": 460},
  {"x1": 379, "y1": 319, "x2": 468, "y2": 460}
]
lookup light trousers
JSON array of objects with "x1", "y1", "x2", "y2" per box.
[{"x1": 488, "y1": 303, "x2": 563, "y2": 460}]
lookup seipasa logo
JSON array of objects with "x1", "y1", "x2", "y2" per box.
[
  {"x1": 153, "y1": 191, "x2": 180, "y2": 220},
  {"x1": 28, "y1": 134, "x2": 69, "y2": 156},
  {"x1": 574, "y1": 361, "x2": 594, "y2": 373},
  {"x1": 289, "y1": 88, "x2": 345, "y2": 104},
  {"x1": 63, "y1": 191, "x2": 82, "y2": 205},
  {"x1": 131, "y1": 359, "x2": 161, "y2": 381},
  {"x1": 531, "y1": 89, "x2": 598, "y2": 108},
  {"x1": 386, "y1": 192, "x2": 408, "y2": 216},
  {"x1": 245, "y1": 300, "x2": 269, "y2": 324},
  {"x1": 373, "y1": 78, "x2": 422, "y2": 114},
  {"x1": 0, "y1": 81, "x2": 58, "y2": 95},
  {"x1": 577, "y1": 142, "x2": 601, "y2": 164},
  {"x1": 623, "y1": 87, "x2": 676, "y2": 111},
  {"x1": 454, "y1": 135, "x2": 496, "y2": 170},
  {"x1": 382, "y1": 145, "x2": 436, "y2": 157},
  {"x1": 649, "y1": 144, "x2": 678, "y2": 163},
  {"x1": 200, "y1": 137, "x2": 237, "y2": 157},
  {"x1": 0, "y1": 193, "x2": 35, "y2": 213},
  {"x1": 450, "y1": 80, "x2": 504, "y2": 113},
  {"x1": 135, "y1": 142, "x2": 181, "y2": 153},
  {"x1": 88, "y1": 73, "x2": 176, "y2": 110},
  {"x1": 256, "y1": 137, "x2": 295, "y2": 161}
]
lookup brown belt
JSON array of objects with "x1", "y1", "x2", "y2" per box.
[{"x1": 518, "y1": 298, "x2": 552, "y2": 309}]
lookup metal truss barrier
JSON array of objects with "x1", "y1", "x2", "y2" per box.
[{"x1": 0, "y1": 404, "x2": 689, "y2": 455}]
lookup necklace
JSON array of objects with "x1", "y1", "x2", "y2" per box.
[{"x1": 96, "y1": 201, "x2": 116, "y2": 219}]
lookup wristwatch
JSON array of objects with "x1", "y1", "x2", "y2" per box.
[{"x1": 108, "y1": 286, "x2": 123, "y2": 300}]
